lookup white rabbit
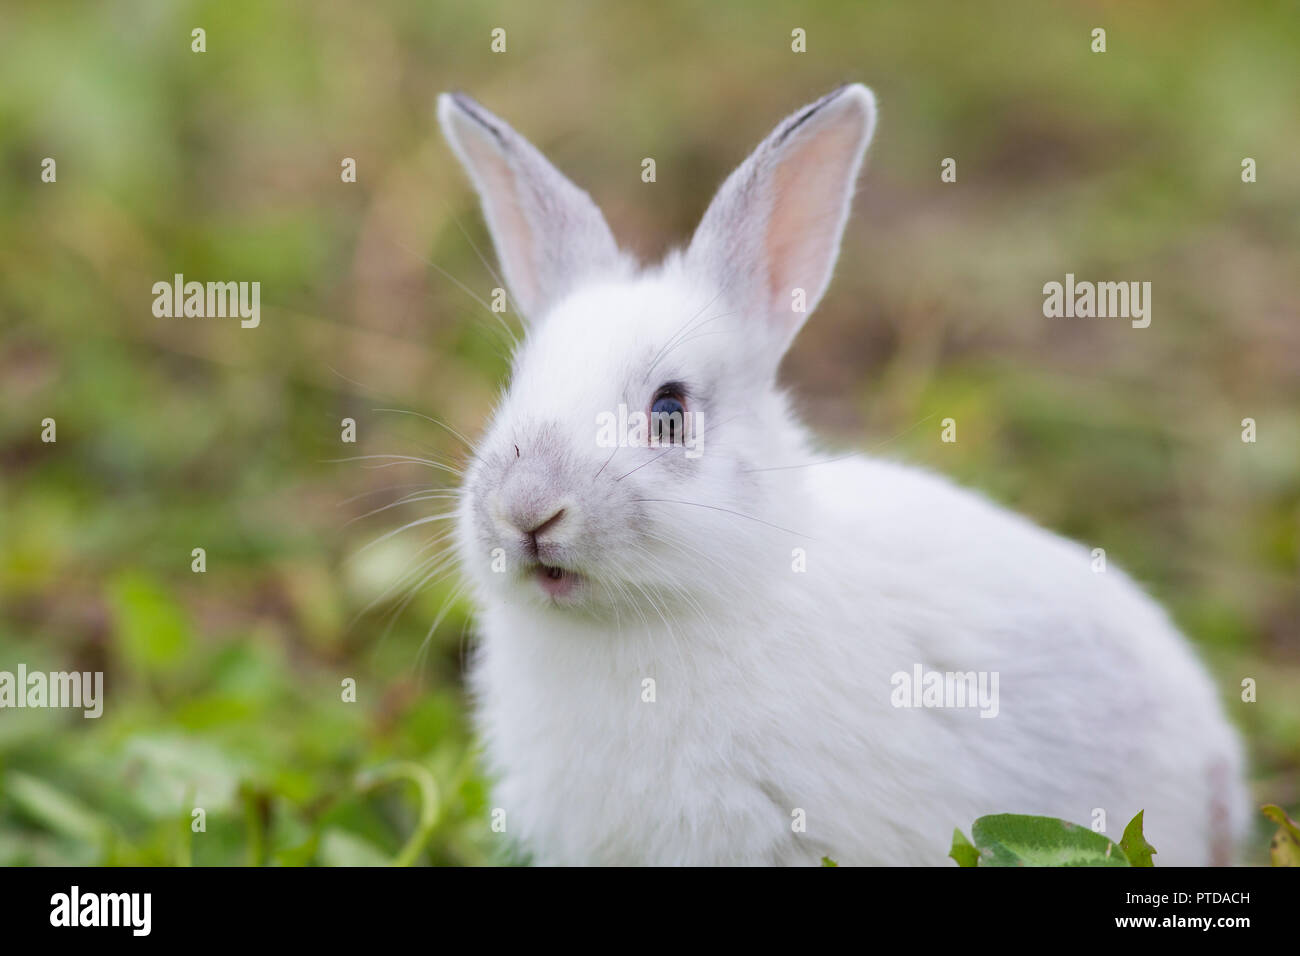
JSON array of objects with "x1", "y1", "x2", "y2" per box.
[{"x1": 436, "y1": 85, "x2": 1249, "y2": 865}]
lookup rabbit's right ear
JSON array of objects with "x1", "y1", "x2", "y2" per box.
[
  {"x1": 685, "y1": 85, "x2": 877, "y2": 366},
  {"x1": 438, "y1": 93, "x2": 625, "y2": 321}
]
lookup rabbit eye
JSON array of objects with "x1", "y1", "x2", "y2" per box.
[{"x1": 649, "y1": 384, "x2": 687, "y2": 444}]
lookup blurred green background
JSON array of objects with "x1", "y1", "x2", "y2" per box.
[{"x1": 1, "y1": 0, "x2": 1297, "y2": 865}]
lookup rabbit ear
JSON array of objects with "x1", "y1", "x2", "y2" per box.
[
  {"x1": 685, "y1": 84, "x2": 876, "y2": 359},
  {"x1": 437, "y1": 92, "x2": 625, "y2": 321}
]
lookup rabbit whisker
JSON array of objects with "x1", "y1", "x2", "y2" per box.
[
  {"x1": 592, "y1": 444, "x2": 620, "y2": 480},
  {"x1": 350, "y1": 512, "x2": 459, "y2": 558},
  {"x1": 323, "y1": 453, "x2": 463, "y2": 476},
  {"x1": 633, "y1": 497, "x2": 812, "y2": 538},
  {"x1": 343, "y1": 491, "x2": 462, "y2": 527},
  {"x1": 615, "y1": 448, "x2": 674, "y2": 481},
  {"x1": 372, "y1": 407, "x2": 482, "y2": 459},
  {"x1": 642, "y1": 291, "x2": 724, "y2": 383}
]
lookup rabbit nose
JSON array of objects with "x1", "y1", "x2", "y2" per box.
[
  {"x1": 501, "y1": 492, "x2": 566, "y2": 534},
  {"x1": 493, "y1": 448, "x2": 576, "y2": 550},
  {"x1": 502, "y1": 504, "x2": 570, "y2": 560},
  {"x1": 523, "y1": 508, "x2": 566, "y2": 538},
  {"x1": 515, "y1": 508, "x2": 566, "y2": 559},
  {"x1": 497, "y1": 494, "x2": 572, "y2": 545}
]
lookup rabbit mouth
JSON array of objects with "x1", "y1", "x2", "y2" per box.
[{"x1": 533, "y1": 562, "x2": 584, "y2": 600}]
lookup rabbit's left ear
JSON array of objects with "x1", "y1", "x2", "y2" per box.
[
  {"x1": 438, "y1": 93, "x2": 625, "y2": 322},
  {"x1": 685, "y1": 85, "x2": 876, "y2": 358}
]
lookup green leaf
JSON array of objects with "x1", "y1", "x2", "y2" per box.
[
  {"x1": 971, "y1": 814, "x2": 1130, "y2": 867},
  {"x1": 820, "y1": 856, "x2": 838, "y2": 867},
  {"x1": 4, "y1": 772, "x2": 111, "y2": 844},
  {"x1": 318, "y1": 828, "x2": 390, "y2": 867},
  {"x1": 1119, "y1": 810, "x2": 1156, "y2": 866},
  {"x1": 949, "y1": 828, "x2": 979, "y2": 867},
  {"x1": 354, "y1": 761, "x2": 442, "y2": 867},
  {"x1": 106, "y1": 569, "x2": 195, "y2": 678},
  {"x1": 1261, "y1": 805, "x2": 1300, "y2": 867},
  {"x1": 119, "y1": 734, "x2": 247, "y2": 819}
]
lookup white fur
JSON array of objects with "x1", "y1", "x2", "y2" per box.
[{"x1": 437, "y1": 87, "x2": 1249, "y2": 865}]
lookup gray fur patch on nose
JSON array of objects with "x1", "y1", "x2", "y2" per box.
[
  {"x1": 497, "y1": 442, "x2": 574, "y2": 537},
  {"x1": 505, "y1": 489, "x2": 565, "y2": 536}
]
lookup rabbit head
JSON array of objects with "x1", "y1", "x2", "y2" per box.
[{"x1": 438, "y1": 85, "x2": 877, "y2": 617}]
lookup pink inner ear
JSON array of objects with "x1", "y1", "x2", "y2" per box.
[
  {"x1": 460, "y1": 132, "x2": 540, "y2": 311},
  {"x1": 764, "y1": 113, "x2": 867, "y2": 323}
]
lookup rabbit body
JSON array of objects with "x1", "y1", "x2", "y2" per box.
[
  {"x1": 437, "y1": 86, "x2": 1248, "y2": 865},
  {"x1": 470, "y1": 434, "x2": 1246, "y2": 865}
]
